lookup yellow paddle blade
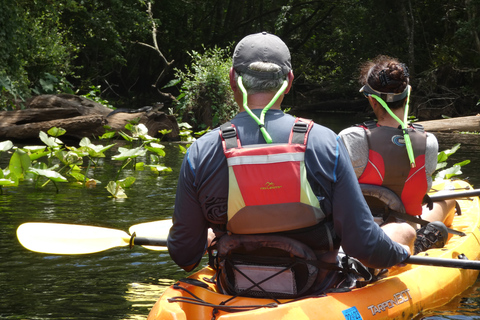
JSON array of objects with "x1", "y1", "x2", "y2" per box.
[
  {"x1": 17, "y1": 223, "x2": 131, "y2": 254},
  {"x1": 129, "y1": 220, "x2": 171, "y2": 251}
]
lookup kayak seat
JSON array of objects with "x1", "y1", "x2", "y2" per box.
[{"x1": 214, "y1": 234, "x2": 319, "y2": 299}]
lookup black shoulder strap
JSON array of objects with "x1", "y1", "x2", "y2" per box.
[
  {"x1": 362, "y1": 120, "x2": 377, "y2": 130},
  {"x1": 353, "y1": 120, "x2": 377, "y2": 130},
  {"x1": 291, "y1": 118, "x2": 312, "y2": 145},
  {"x1": 411, "y1": 123, "x2": 425, "y2": 133},
  {"x1": 220, "y1": 122, "x2": 239, "y2": 149}
]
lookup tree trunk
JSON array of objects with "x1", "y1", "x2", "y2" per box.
[{"x1": 0, "y1": 94, "x2": 180, "y2": 142}]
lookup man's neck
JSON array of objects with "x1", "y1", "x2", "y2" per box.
[{"x1": 238, "y1": 92, "x2": 284, "y2": 112}]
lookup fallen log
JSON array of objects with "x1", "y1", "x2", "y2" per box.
[
  {"x1": 0, "y1": 94, "x2": 180, "y2": 142},
  {"x1": 416, "y1": 115, "x2": 480, "y2": 133}
]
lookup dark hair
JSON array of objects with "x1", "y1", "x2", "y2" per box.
[{"x1": 359, "y1": 55, "x2": 410, "y2": 109}]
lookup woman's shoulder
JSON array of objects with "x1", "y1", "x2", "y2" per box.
[{"x1": 338, "y1": 125, "x2": 365, "y2": 137}]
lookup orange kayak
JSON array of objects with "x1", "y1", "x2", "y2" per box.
[{"x1": 148, "y1": 179, "x2": 480, "y2": 320}]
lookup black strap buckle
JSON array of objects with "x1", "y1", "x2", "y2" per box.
[
  {"x1": 292, "y1": 121, "x2": 308, "y2": 133},
  {"x1": 221, "y1": 126, "x2": 237, "y2": 140}
]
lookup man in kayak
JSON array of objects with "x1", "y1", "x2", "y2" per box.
[
  {"x1": 338, "y1": 55, "x2": 456, "y2": 255},
  {"x1": 168, "y1": 33, "x2": 410, "y2": 297}
]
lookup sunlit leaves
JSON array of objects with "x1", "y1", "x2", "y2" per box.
[
  {"x1": 0, "y1": 140, "x2": 13, "y2": 152},
  {"x1": 434, "y1": 143, "x2": 470, "y2": 181},
  {"x1": 178, "y1": 122, "x2": 196, "y2": 142},
  {"x1": 78, "y1": 137, "x2": 115, "y2": 157},
  {"x1": 69, "y1": 170, "x2": 86, "y2": 182},
  {"x1": 145, "y1": 142, "x2": 165, "y2": 157},
  {"x1": 99, "y1": 131, "x2": 116, "y2": 139},
  {"x1": 178, "y1": 144, "x2": 189, "y2": 154},
  {"x1": 0, "y1": 178, "x2": 17, "y2": 186},
  {"x1": 47, "y1": 127, "x2": 66, "y2": 137},
  {"x1": 0, "y1": 158, "x2": 18, "y2": 186},
  {"x1": 56, "y1": 150, "x2": 83, "y2": 166},
  {"x1": 119, "y1": 124, "x2": 158, "y2": 143},
  {"x1": 147, "y1": 164, "x2": 172, "y2": 173},
  {"x1": 9, "y1": 149, "x2": 31, "y2": 182},
  {"x1": 118, "y1": 177, "x2": 136, "y2": 188},
  {"x1": 68, "y1": 170, "x2": 101, "y2": 187},
  {"x1": 435, "y1": 160, "x2": 471, "y2": 181},
  {"x1": 20, "y1": 145, "x2": 49, "y2": 161},
  {"x1": 194, "y1": 128, "x2": 210, "y2": 137},
  {"x1": 112, "y1": 146, "x2": 146, "y2": 161},
  {"x1": 39, "y1": 131, "x2": 63, "y2": 148},
  {"x1": 0, "y1": 120, "x2": 178, "y2": 196},
  {"x1": 27, "y1": 167, "x2": 68, "y2": 182},
  {"x1": 106, "y1": 181, "x2": 128, "y2": 199},
  {"x1": 437, "y1": 143, "x2": 460, "y2": 164},
  {"x1": 159, "y1": 129, "x2": 173, "y2": 136}
]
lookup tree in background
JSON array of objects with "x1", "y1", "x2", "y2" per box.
[
  {"x1": 0, "y1": 0, "x2": 76, "y2": 109},
  {"x1": 172, "y1": 46, "x2": 237, "y2": 130},
  {"x1": 0, "y1": 0, "x2": 478, "y2": 123}
]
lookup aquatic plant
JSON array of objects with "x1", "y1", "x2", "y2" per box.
[{"x1": 0, "y1": 122, "x2": 178, "y2": 197}]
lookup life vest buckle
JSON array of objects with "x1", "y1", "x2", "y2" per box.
[
  {"x1": 221, "y1": 126, "x2": 237, "y2": 140},
  {"x1": 292, "y1": 121, "x2": 308, "y2": 134}
]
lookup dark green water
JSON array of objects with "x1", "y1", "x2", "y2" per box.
[{"x1": 1, "y1": 113, "x2": 480, "y2": 319}]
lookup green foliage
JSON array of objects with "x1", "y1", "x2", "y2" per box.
[
  {"x1": 1, "y1": 0, "x2": 479, "y2": 116},
  {"x1": 434, "y1": 143, "x2": 470, "y2": 181},
  {"x1": 107, "y1": 123, "x2": 172, "y2": 197},
  {"x1": 172, "y1": 46, "x2": 237, "y2": 129},
  {"x1": 81, "y1": 85, "x2": 114, "y2": 109},
  {"x1": 0, "y1": 123, "x2": 173, "y2": 197},
  {"x1": 0, "y1": 1, "x2": 77, "y2": 110},
  {"x1": 0, "y1": 74, "x2": 27, "y2": 110}
]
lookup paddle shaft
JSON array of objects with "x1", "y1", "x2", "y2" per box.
[
  {"x1": 406, "y1": 255, "x2": 480, "y2": 270},
  {"x1": 133, "y1": 237, "x2": 167, "y2": 247},
  {"x1": 430, "y1": 189, "x2": 480, "y2": 202}
]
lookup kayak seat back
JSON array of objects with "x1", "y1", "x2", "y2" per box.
[{"x1": 215, "y1": 234, "x2": 318, "y2": 299}]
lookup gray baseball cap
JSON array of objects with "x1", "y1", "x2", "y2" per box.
[{"x1": 233, "y1": 32, "x2": 291, "y2": 80}]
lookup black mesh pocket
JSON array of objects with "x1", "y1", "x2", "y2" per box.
[{"x1": 216, "y1": 235, "x2": 318, "y2": 299}]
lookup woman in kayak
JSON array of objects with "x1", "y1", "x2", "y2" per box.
[{"x1": 338, "y1": 55, "x2": 456, "y2": 255}]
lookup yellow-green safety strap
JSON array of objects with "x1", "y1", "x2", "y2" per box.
[
  {"x1": 237, "y1": 76, "x2": 288, "y2": 144},
  {"x1": 370, "y1": 86, "x2": 416, "y2": 167}
]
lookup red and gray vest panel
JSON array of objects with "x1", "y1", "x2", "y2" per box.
[
  {"x1": 219, "y1": 118, "x2": 325, "y2": 234},
  {"x1": 358, "y1": 121, "x2": 427, "y2": 216}
]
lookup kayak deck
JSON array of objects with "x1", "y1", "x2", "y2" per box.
[{"x1": 148, "y1": 180, "x2": 480, "y2": 320}]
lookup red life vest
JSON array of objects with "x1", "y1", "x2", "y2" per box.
[
  {"x1": 219, "y1": 118, "x2": 325, "y2": 234},
  {"x1": 357, "y1": 121, "x2": 427, "y2": 216}
]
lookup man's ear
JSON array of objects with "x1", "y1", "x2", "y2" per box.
[
  {"x1": 284, "y1": 71, "x2": 294, "y2": 94},
  {"x1": 229, "y1": 68, "x2": 237, "y2": 91}
]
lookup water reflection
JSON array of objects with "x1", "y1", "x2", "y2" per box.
[
  {"x1": 1, "y1": 114, "x2": 480, "y2": 319},
  {"x1": 124, "y1": 279, "x2": 175, "y2": 319},
  {"x1": 417, "y1": 280, "x2": 480, "y2": 319}
]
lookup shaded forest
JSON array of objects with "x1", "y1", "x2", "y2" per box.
[{"x1": 1, "y1": 0, "x2": 479, "y2": 123}]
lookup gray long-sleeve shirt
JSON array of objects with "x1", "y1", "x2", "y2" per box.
[{"x1": 168, "y1": 109, "x2": 409, "y2": 269}]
